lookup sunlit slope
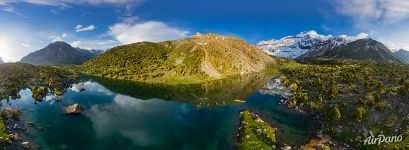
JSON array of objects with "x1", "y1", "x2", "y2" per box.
[{"x1": 82, "y1": 33, "x2": 278, "y2": 83}]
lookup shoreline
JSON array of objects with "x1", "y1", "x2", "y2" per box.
[
  {"x1": 1, "y1": 105, "x2": 38, "y2": 150},
  {"x1": 280, "y1": 97, "x2": 357, "y2": 149}
]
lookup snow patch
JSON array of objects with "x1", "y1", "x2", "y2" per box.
[{"x1": 257, "y1": 30, "x2": 369, "y2": 59}]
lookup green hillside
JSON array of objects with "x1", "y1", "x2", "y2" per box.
[{"x1": 82, "y1": 33, "x2": 277, "y2": 83}]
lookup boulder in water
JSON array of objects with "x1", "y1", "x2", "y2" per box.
[
  {"x1": 2, "y1": 107, "x2": 21, "y2": 120},
  {"x1": 21, "y1": 141, "x2": 30, "y2": 149},
  {"x1": 65, "y1": 103, "x2": 84, "y2": 115},
  {"x1": 280, "y1": 145, "x2": 291, "y2": 150}
]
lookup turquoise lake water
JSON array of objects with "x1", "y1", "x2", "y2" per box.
[{"x1": 1, "y1": 75, "x2": 314, "y2": 150}]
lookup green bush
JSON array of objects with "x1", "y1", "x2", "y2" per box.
[
  {"x1": 328, "y1": 106, "x2": 341, "y2": 121},
  {"x1": 351, "y1": 107, "x2": 366, "y2": 121}
]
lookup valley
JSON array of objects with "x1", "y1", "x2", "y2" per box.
[
  {"x1": 2, "y1": 1, "x2": 409, "y2": 149},
  {"x1": 0, "y1": 33, "x2": 408, "y2": 150}
]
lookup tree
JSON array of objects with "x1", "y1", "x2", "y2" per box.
[
  {"x1": 377, "y1": 82, "x2": 384, "y2": 91},
  {"x1": 290, "y1": 83, "x2": 298, "y2": 93},
  {"x1": 351, "y1": 107, "x2": 366, "y2": 121},
  {"x1": 351, "y1": 85, "x2": 358, "y2": 94},
  {"x1": 328, "y1": 106, "x2": 341, "y2": 121},
  {"x1": 318, "y1": 94, "x2": 323, "y2": 102},
  {"x1": 320, "y1": 83, "x2": 326, "y2": 92},
  {"x1": 322, "y1": 145, "x2": 331, "y2": 150},
  {"x1": 373, "y1": 93, "x2": 381, "y2": 102},
  {"x1": 398, "y1": 85, "x2": 408, "y2": 97},
  {"x1": 289, "y1": 97, "x2": 297, "y2": 108},
  {"x1": 281, "y1": 76, "x2": 289, "y2": 85},
  {"x1": 330, "y1": 86, "x2": 338, "y2": 95}
]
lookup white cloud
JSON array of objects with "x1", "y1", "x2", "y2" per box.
[
  {"x1": 0, "y1": 0, "x2": 142, "y2": 6},
  {"x1": 3, "y1": 6, "x2": 14, "y2": 12},
  {"x1": 51, "y1": 33, "x2": 68, "y2": 42},
  {"x1": 356, "y1": 33, "x2": 369, "y2": 39},
  {"x1": 85, "y1": 94, "x2": 199, "y2": 147},
  {"x1": 2, "y1": 6, "x2": 29, "y2": 18},
  {"x1": 334, "y1": 0, "x2": 409, "y2": 50},
  {"x1": 374, "y1": 26, "x2": 409, "y2": 50},
  {"x1": 338, "y1": 32, "x2": 369, "y2": 41},
  {"x1": 109, "y1": 20, "x2": 189, "y2": 44},
  {"x1": 71, "y1": 40, "x2": 118, "y2": 50},
  {"x1": 0, "y1": 29, "x2": 44, "y2": 62},
  {"x1": 21, "y1": 43, "x2": 32, "y2": 47},
  {"x1": 295, "y1": 30, "x2": 369, "y2": 41},
  {"x1": 1, "y1": 0, "x2": 143, "y2": 15},
  {"x1": 335, "y1": 0, "x2": 409, "y2": 26},
  {"x1": 50, "y1": 9, "x2": 60, "y2": 15},
  {"x1": 75, "y1": 25, "x2": 96, "y2": 32}
]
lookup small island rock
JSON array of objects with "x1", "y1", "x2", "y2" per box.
[
  {"x1": 2, "y1": 107, "x2": 21, "y2": 120},
  {"x1": 65, "y1": 103, "x2": 84, "y2": 115},
  {"x1": 281, "y1": 145, "x2": 291, "y2": 150},
  {"x1": 21, "y1": 141, "x2": 30, "y2": 149}
]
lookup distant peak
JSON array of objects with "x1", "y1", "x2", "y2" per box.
[
  {"x1": 396, "y1": 49, "x2": 407, "y2": 52},
  {"x1": 51, "y1": 41, "x2": 69, "y2": 44},
  {"x1": 46, "y1": 41, "x2": 72, "y2": 48},
  {"x1": 355, "y1": 38, "x2": 377, "y2": 43}
]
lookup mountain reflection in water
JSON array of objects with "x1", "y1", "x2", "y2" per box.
[{"x1": 1, "y1": 73, "x2": 314, "y2": 150}]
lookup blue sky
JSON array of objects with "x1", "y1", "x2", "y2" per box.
[{"x1": 1, "y1": 0, "x2": 409, "y2": 62}]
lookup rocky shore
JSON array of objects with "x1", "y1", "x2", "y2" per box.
[{"x1": 0, "y1": 107, "x2": 40, "y2": 150}]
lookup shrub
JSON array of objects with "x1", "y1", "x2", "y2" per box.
[
  {"x1": 351, "y1": 107, "x2": 366, "y2": 121},
  {"x1": 328, "y1": 106, "x2": 341, "y2": 121},
  {"x1": 290, "y1": 83, "x2": 298, "y2": 93},
  {"x1": 11, "y1": 109, "x2": 20, "y2": 120}
]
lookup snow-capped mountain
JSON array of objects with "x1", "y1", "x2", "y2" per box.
[{"x1": 257, "y1": 30, "x2": 368, "y2": 59}]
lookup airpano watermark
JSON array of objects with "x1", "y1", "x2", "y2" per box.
[{"x1": 363, "y1": 132, "x2": 403, "y2": 145}]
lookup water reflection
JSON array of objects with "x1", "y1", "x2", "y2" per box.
[
  {"x1": 85, "y1": 94, "x2": 237, "y2": 149},
  {"x1": 258, "y1": 78, "x2": 293, "y2": 98},
  {"x1": 70, "y1": 81, "x2": 114, "y2": 96},
  {"x1": 0, "y1": 74, "x2": 315, "y2": 150},
  {"x1": 91, "y1": 73, "x2": 273, "y2": 107}
]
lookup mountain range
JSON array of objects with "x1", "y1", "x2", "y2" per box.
[
  {"x1": 299, "y1": 38, "x2": 403, "y2": 63},
  {"x1": 393, "y1": 49, "x2": 409, "y2": 64},
  {"x1": 11, "y1": 31, "x2": 409, "y2": 72},
  {"x1": 20, "y1": 41, "x2": 103, "y2": 65},
  {"x1": 257, "y1": 31, "x2": 358, "y2": 59},
  {"x1": 257, "y1": 31, "x2": 405, "y2": 64},
  {"x1": 82, "y1": 33, "x2": 277, "y2": 83},
  {"x1": 0, "y1": 58, "x2": 3, "y2": 64}
]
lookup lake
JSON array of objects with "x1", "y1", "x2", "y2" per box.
[{"x1": 1, "y1": 74, "x2": 314, "y2": 150}]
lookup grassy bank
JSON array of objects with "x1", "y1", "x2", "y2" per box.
[{"x1": 238, "y1": 110, "x2": 277, "y2": 150}]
